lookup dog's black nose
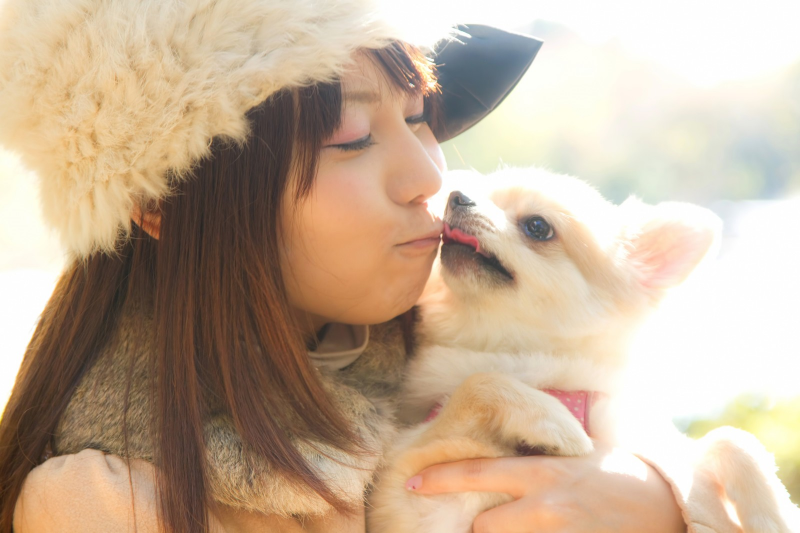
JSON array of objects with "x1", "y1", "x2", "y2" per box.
[{"x1": 448, "y1": 191, "x2": 476, "y2": 211}]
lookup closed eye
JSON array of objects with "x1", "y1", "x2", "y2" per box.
[
  {"x1": 330, "y1": 111, "x2": 428, "y2": 152},
  {"x1": 406, "y1": 112, "x2": 428, "y2": 131},
  {"x1": 331, "y1": 134, "x2": 376, "y2": 152}
]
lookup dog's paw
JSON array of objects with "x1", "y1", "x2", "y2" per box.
[{"x1": 517, "y1": 415, "x2": 594, "y2": 457}]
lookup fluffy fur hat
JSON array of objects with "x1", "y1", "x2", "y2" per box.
[{"x1": 0, "y1": 0, "x2": 453, "y2": 257}]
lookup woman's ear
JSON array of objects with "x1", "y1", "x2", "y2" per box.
[{"x1": 131, "y1": 203, "x2": 162, "y2": 240}]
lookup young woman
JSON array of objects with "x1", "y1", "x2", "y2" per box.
[{"x1": 0, "y1": 0, "x2": 743, "y2": 531}]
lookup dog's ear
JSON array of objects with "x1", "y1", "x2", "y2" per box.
[{"x1": 621, "y1": 198, "x2": 722, "y2": 290}]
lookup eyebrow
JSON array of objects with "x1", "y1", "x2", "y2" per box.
[{"x1": 343, "y1": 90, "x2": 382, "y2": 104}]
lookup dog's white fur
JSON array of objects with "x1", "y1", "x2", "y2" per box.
[
  {"x1": 0, "y1": 0, "x2": 451, "y2": 257},
  {"x1": 368, "y1": 167, "x2": 798, "y2": 533}
]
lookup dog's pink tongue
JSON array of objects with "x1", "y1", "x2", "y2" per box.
[{"x1": 443, "y1": 223, "x2": 481, "y2": 253}]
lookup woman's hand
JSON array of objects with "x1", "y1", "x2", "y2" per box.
[{"x1": 405, "y1": 441, "x2": 687, "y2": 533}]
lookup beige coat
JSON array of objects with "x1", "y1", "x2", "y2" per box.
[
  {"x1": 13, "y1": 449, "x2": 745, "y2": 532},
  {"x1": 12, "y1": 297, "x2": 744, "y2": 532}
]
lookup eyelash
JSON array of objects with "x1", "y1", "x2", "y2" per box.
[
  {"x1": 332, "y1": 112, "x2": 428, "y2": 152},
  {"x1": 335, "y1": 135, "x2": 375, "y2": 152},
  {"x1": 406, "y1": 112, "x2": 427, "y2": 125}
]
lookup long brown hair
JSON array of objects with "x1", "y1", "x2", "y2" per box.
[{"x1": 0, "y1": 42, "x2": 439, "y2": 532}]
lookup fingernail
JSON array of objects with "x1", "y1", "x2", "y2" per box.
[{"x1": 405, "y1": 475, "x2": 422, "y2": 491}]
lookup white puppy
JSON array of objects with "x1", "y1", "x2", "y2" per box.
[{"x1": 367, "y1": 167, "x2": 797, "y2": 533}]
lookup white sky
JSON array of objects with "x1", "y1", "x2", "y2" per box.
[{"x1": 430, "y1": 0, "x2": 800, "y2": 86}]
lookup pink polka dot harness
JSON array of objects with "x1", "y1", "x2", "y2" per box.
[{"x1": 424, "y1": 389, "x2": 604, "y2": 437}]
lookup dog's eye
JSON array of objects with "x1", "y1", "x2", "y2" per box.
[{"x1": 523, "y1": 217, "x2": 554, "y2": 241}]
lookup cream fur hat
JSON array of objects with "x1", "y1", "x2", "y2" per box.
[
  {"x1": 0, "y1": 0, "x2": 541, "y2": 258},
  {"x1": 0, "y1": 0, "x2": 457, "y2": 256}
]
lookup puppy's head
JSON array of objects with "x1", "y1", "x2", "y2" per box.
[{"x1": 419, "y1": 167, "x2": 721, "y2": 361}]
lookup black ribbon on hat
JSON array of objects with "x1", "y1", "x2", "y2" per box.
[{"x1": 432, "y1": 24, "x2": 544, "y2": 143}]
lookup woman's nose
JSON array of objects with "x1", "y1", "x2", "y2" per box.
[{"x1": 389, "y1": 127, "x2": 444, "y2": 206}]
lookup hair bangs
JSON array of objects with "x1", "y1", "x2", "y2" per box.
[{"x1": 369, "y1": 41, "x2": 440, "y2": 98}]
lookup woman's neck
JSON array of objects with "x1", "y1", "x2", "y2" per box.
[{"x1": 293, "y1": 309, "x2": 331, "y2": 349}]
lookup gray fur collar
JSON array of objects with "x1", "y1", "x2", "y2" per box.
[{"x1": 54, "y1": 296, "x2": 409, "y2": 517}]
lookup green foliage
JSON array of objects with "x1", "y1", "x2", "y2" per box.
[{"x1": 681, "y1": 394, "x2": 800, "y2": 505}]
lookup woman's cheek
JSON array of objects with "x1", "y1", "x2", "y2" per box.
[
  {"x1": 318, "y1": 162, "x2": 393, "y2": 238},
  {"x1": 308, "y1": 169, "x2": 390, "y2": 270},
  {"x1": 315, "y1": 161, "x2": 374, "y2": 210}
]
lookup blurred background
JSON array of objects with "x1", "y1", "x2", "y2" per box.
[{"x1": 2, "y1": 0, "x2": 799, "y2": 503}]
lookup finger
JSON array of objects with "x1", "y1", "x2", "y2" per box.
[
  {"x1": 407, "y1": 456, "x2": 540, "y2": 498},
  {"x1": 471, "y1": 498, "x2": 565, "y2": 533}
]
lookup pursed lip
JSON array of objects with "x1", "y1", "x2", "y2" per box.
[{"x1": 396, "y1": 223, "x2": 444, "y2": 247}]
